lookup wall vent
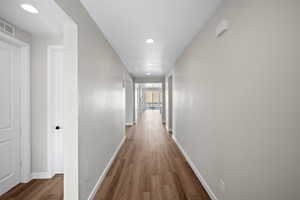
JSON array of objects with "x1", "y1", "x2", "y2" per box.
[{"x1": 0, "y1": 19, "x2": 15, "y2": 36}]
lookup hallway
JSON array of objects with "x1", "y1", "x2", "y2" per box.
[
  {"x1": 1, "y1": 1, "x2": 300, "y2": 199},
  {"x1": 94, "y1": 110, "x2": 210, "y2": 200}
]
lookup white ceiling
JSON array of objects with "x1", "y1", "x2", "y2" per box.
[
  {"x1": 0, "y1": 0, "x2": 71, "y2": 36},
  {"x1": 81, "y1": 0, "x2": 222, "y2": 77}
]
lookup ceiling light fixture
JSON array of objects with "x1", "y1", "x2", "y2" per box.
[
  {"x1": 145, "y1": 38, "x2": 154, "y2": 44},
  {"x1": 146, "y1": 72, "x2": 151, "y2": 76},
  {"x1": 20, "y1": 4, "x2": 39, "y2": 14}
]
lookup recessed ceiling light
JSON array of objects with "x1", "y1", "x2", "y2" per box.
[
  {"x1": 146, "y1": 72, "x2": 151, "y2": 76},
  {"x1": 145, "y1": 38, "x2": 154, "y2": 44},
  {"x1": 20, "y1": 4, "x2": 39, "y2": 14}
]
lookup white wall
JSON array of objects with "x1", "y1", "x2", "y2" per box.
[
  {"x1": 172, "y1": 0, "x2": 300, "y2": 200},
  {"x1": 31, "y1": 36, "x2": 63, "y2": 173},
  {"x1": 55, "y1": 0, "x2": 130, "y2": 199}
]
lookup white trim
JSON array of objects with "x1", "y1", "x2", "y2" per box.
[
  {"x1": 31, "y1": 172, "x2": 53, "y2": 179},
  {"x1": 20, "y1": 45, "x2": 31, "y2": 183},
  {"x1": 0, "y1": 31, "x2": 31, "y2": 184},
  {"x1": 63, "y1": 23, "x2": 78, "y2": 200},
  {"x1": 47, "y1": 45, "x2": 64, "y2": 178},
  {"x1": 164, "y1": 72, "x2": 174, "y2": 135},
  {"x1": 87, "y1": 137, "x2": 126, "y2": 200},
  {"x1": 172, "y1": 135, "x2": 218, "y2": 200}
]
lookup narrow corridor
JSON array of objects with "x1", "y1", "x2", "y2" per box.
[{"x1": 94, "y1": 110, "x2": 210, "y2": 200}]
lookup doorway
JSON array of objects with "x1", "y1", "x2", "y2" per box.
[
  {"x1": 47, "y1": 46, "x2": 64, "y2": 177},
  {"x1": 125, "y1": 79, "x2": 134, "y2": 127},
  {"x1": 168, "y1": 76, "x2": 173, "y2": 133},
  {"x1": 144, "y1": 90, "x2": 161, "y2": 110},
  {"x1": 0, "y1": 1, "x2": 78, "y2": 199},
  {"x1": 134, "y1": 83, "x2": 163, "y2": 122}
]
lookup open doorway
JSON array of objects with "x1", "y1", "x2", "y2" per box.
[
  {"x1": 0, "y1": 1, "x2": 78, "y2": 199},
  {"x1": 124, "y1": 78, "x2": 134, "y2": 127},
  {"x1": 134, "y1": 83, "x2": 163, "y2": 122},
  {"x1": 167, "y1": 75, "x2": 173, "y2": 134}
]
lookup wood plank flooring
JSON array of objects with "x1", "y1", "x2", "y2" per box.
[
  {"x1": 0, "y1": 175, "x2": 63, "y2": 200},
  {"x1": 94, "y1": 110, "x2": 210, "y2": 200},
  {"x1": 0, "y1": 110, "x2": 209, "y2": 200}
]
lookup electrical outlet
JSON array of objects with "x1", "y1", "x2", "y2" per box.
[{"x1": 219, "y1": 179, "x2": 226, "y2": 193}]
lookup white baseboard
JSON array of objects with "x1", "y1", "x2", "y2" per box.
[
  {"x1": 87, "y1": 137, "x2": 126, "y2": 200},
  {"x1": 21, "y1": 175, "x2": 32, "y2": 183},
  {"x1": 31, "y1": 172, "x2": 53, "y2": 179},
  {"x1": 172, "y1": 135, "x2": 218, "y2": 200}
]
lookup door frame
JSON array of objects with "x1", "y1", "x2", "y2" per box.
[
  {"x1": 125, "y1": 78, "x2": 134, "y2": 126},
  {"x1": 168, "y1": 75, "x2": 173, "y2": 133},
  {"x1": 47, "y1": 45, "x2": 64, "y2": 178},
  {"x1": 0, "y1": 32, "x2": 31, "y2": 183}
]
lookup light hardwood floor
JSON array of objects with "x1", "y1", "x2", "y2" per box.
[
  {"x1": 94, "y1": 110, "x2": 210, "y2": 200},
  {"x1": 0, "y1": 110, "x2": 209, "y2": 200},
  {"x1": 0, "y1": 175, "x2": 63, "y2": 200}
]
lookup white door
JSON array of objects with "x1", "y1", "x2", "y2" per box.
[
  {"x1": 0, "y1": 40, "x2": 21, "y2": 195},
  {"x1": 48, "y1": 46, "x2": 64, "y2": 175}
]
